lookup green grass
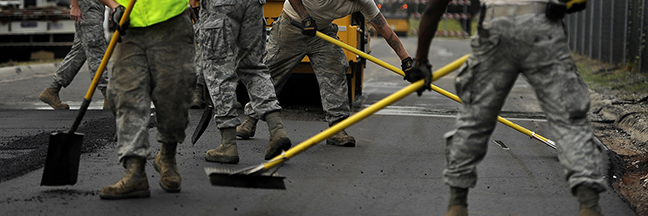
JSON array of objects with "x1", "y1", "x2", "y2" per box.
[
  {"x1": 575, "y1": 54, "x2": 648, "y2": 100},
  {"x1": 408, "y1": 18, "x2": 478, "y2": 36}
]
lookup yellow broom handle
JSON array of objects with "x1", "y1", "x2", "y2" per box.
[
  {"x1": 314, "y1": 31, "x2": 556, "y2": 149},
  {"x1": 84, "y1": 0, "x2": 136, "y2": 100}
]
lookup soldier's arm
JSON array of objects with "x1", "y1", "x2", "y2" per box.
[
  {"x1": 415, "y1": 0, "x2": 451, "y2": 61},
  {"x1": 369, "y1": 13, "x2": 410, "y2": 60}
]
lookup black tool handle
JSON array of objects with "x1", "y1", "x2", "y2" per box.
[
  {"x1": 68, "y1": 98, "x2": 91, "y2": 133},
  {"x1": 290, "y1": 20, "x2": 304, "y2": 29}
]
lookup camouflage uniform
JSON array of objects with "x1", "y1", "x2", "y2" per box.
[
  {"x1": 193, "y1": 15, "x2": 205, "y2": 90},
  {"x1": 443, "y1": 8, "x2": 606, "y2": 194},
  {"x1": 198, "y1": 0, "x2": 281, "y2": 128},
  {"x1": 244, "y1": 13, "x2": 350, "y2": 125},
  {"x1": 53, "y1": 0, "x2": 109, "y2": 95},
  {"x1": 108, "y1": 12, "x2": 196, "y2": 163}
]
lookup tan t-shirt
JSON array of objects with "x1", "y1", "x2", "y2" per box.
[
  {"x1": 481, "y1": 0, "x2": 550, "y2": 5},
  {"x1": 283, "y1": 0, "x2": 380, "y2": 28}
]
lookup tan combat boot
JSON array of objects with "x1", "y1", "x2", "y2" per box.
[
  {"x1": 326, "y1": 123, "x2": 356, "y2": 147},
  {"x1": 236, "y1": 116, "x2": 258, "y2": 139},
  {"x1": 38, "y1": 87, "x2": 69, "y2": 110},
  {"x1": 445, "y1": 187, "x2": 469, "y2": 216},
  {"x1": 264, "y1": 111, "x2": 292, "y2": 160},
  {"x1": 205, "y1": 127, "x2": 239, "y2": 164},
  {"x1": 153, "y1": 142, "x2": 181, "y2": 193},
  {"x1": 100, "y1": 156, "x2": 150, "y2": 199},
  {"x1": 576, "y1": 185, "x2": 603, "y2": 216}
]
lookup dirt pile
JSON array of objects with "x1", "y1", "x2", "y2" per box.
[{"x1": 578, "y1": 55, "x2": 648, "y2": 216}]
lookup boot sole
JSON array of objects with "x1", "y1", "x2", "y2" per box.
[
  {"x1": 204, "y1": 155, "x2": 240, "y2": 164},
  {"x1": 236, "y1": 131, "x2": 255, "y2": 140},
  {"x1": 152, "y1": 162, "x2": 182, "y2": 193},
  {"x1": 264, "y1": 137, "x2": 292, "y2": 160},
  {"x1": 326, "y1": 139, "x2": 356, "y2": 147},
  {"x1": 99, "y1": 190, "x2": 150, "y2": 200}
]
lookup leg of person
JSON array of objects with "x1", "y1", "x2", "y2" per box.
[
  {"x1": 147, "y1": 13, "x2": 196, "y2": 193},
  {"x1": 192, "y1": 25, "x2": 207, "y2": 109},
  {"x1": 79, "y1": 24, "x2": 111, "y2": 110},
  {"x1": 519, "y1": 14, "x2": 606, "y2": 216},
  {"x1": 237, "y1": 2, "x2": 290, "y2": 160},
  {"x1": 308, "y1": 23, "x2": 354, "y2": 147},
  {"x1": 39, "y1": 27, "x2": 87, "y2": 110},
  {"x1": 200, "y1": 3, "x2": 242, "y2": 164},
  {"x1": 237, "y1": 13, "x2": 307, "y2": 139},
  {"x1": 238, "y1": 103, "x2": 259, "y2": 139},
  {"x1": 443, "y1": 19, "x2": 518, "y2": 214},
  {"x1": 100, "y1": 27, "x2": 153, "y2": 200}
]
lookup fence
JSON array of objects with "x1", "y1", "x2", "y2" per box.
[{"x1": 564, "y1": 0, "x2": 648, "y2": 73}]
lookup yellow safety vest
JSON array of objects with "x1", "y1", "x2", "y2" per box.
[{"x1": 116, "y1": 0, "x2": 189, "y2": 27}]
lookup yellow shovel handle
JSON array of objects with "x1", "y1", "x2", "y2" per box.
[
  {"x1": 264, "y1": 77, "x2": 432, "y2": 170},
  {"x1": 84, "y1": 0, "x2": 136, "y2": 100},
  {"x1": 314, "y1": 31, "x2": 556, "y2": 149}
]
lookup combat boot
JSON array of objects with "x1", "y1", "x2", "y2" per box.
[
  {"x1": 236, "y1": 116, "x2": 258, "y2": 139},
  {"x1": 38, "y1": 87, "x2": 69, "y2": 110},
  {"x1": 326, "y1": 130, "x2": 356, "y2": 147},
  {"x1": 153, "y1": 142, "x2": 181, "y2": 193},
  {"x1": 191, "y1": 84, "x2": 205, "y2": 109},
  {"x1": 264, "y1": 111, "x2": 292, "y2": 160},
  {"x1": 205, "y1": 127, "x2": 239, "y2": 164},
  {"x1": 445, "y1": 187, "x2": 468, "y2": 216},
  {"x1": 576, "y1": 185, "x2": 603, "y2": 216},
  {"x1": 100, "y1": 156, "x2": 150, "y2": 199}
]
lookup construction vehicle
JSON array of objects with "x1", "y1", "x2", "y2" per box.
[
  {"x1": 237, "y1": 0, "x2": 369, "y2": 107},
  {"x1": 0, "y1": 0, "x2": 79, "y2": 62}
]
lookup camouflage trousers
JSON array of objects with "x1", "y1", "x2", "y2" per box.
[
  {"x1": 443, "y1": 12, "x2": 607, "y2": 194},
  {"x1": 108, "y1": 12, "x2": 196, "y2": 164},
  {"x1": 198, "y1": 0, "x2": 281, "y2": 128},
  {"x1": 244, "y1": 13, "x2": 350, "y2": 125},
  {"x1": 53, "y1": 23, "x2": 109, "y2": 95}
]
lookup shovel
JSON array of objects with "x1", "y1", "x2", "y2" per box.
[
  {"x1": 191, "y1": 84, "x2": 212, "y2": 144},
  {"x1": 41, "y1": 0, "x2": 136, "y2": 186},
  {"x1": 204, "y1": 53, "x2": 467, "y2": 190}
]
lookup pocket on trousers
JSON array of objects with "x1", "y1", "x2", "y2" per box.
[{"x1": 200, "y1": 19, "x2": 234, "y2": 60}]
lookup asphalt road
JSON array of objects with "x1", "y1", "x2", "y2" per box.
[{"x1": 0, "y1": 37, "x2": 636, "y2": 215}]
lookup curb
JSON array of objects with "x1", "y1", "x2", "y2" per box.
[{"x1": 0, "y1": 63, "x2": 59, "y2": 83}]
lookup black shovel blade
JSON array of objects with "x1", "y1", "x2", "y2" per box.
[
  {"x1": 41, "y1": 131, "x2": 84, "y2": 186},
  {"x1": 191, "y1": 106, "x2": 212, "y2": 144},
  {"x1": 205, "y1": 167, "x2": 286, "y2": 190}
]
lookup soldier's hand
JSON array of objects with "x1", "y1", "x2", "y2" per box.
[
  {"x1": 70, "y1": 5, "x2": 83, "y2": 22},
  {"x1": 190, "y1": 6, "x2": 199, "y2": 23},
  {"x1": 401, "y1": 57, "x2": 413, "y2": 73},
  {"x1": 109, "y1": 5, "x2": 129, "y2": 37},
  {"x1": 301, "y1": 17, "x2": 317, "y2": 37},
  {"x1": 403, "y1": 59, "x2": 433, "y2": 97},
  {"x1": 565, "y1": 0, "x2": 587, "y2": 13}
]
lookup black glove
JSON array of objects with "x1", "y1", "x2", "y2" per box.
[
  {"x1": 190, "y1": 6, "x2": 200, "y2": 23},
  {"x1": 565, "y1": 0, "x2": 587, "y2": 13},
  {"x1": 301, "y1": 17, "x2": 317, "y2": 37},
  {"x1": 109, "y1": 5, "x2": 129, "y2": 37},
  {"x1": 403, "y1": 59, "x2": 432, "y2": 96},
  {"x1": 401, "y1": 57, "x2": 413, "y2": 72}
]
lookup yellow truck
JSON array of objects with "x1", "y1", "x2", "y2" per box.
[{"x1": 245, "y1": 0, "x2": 369, "y2": 106}]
